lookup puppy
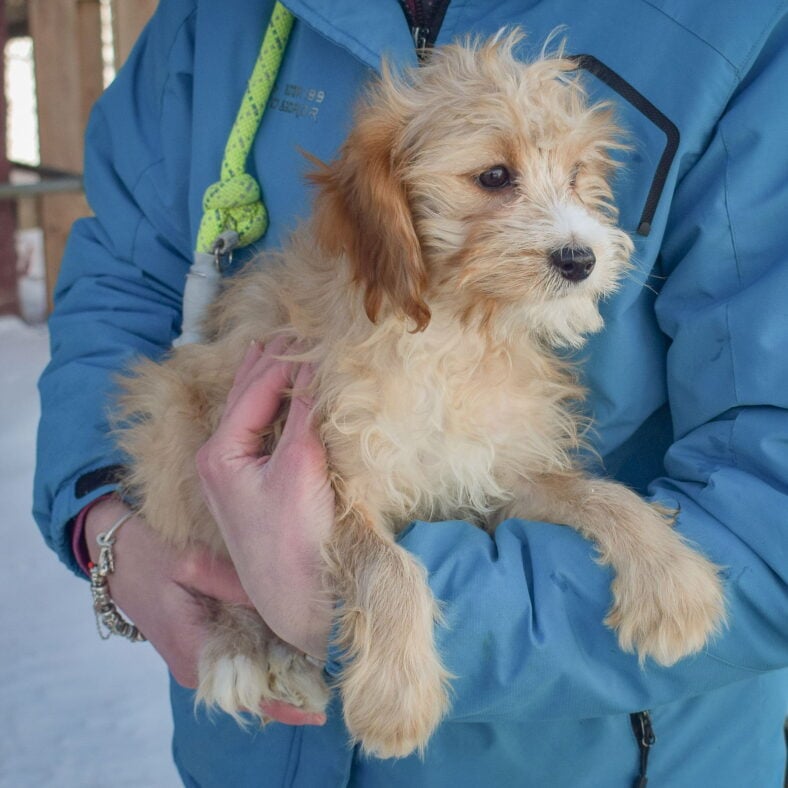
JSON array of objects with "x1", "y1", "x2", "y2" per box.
[{"x1": 116, "y1": 31, "x2": 725, "y2": 758}]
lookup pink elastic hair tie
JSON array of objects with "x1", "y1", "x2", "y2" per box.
[{"x1": 71, "y1": 493, "x2": 113, "y2": 576}]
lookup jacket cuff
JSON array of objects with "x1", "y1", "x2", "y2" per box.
[
  {"x1": 50, "y1": 464, "x2": 126, "y2": 577},
  {"x1": 71, "y1": 493, "x2": 116, "y2": 577}
]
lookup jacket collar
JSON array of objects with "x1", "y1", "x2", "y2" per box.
[{"x1": 283, "y1": 0, "x2": 419, "y2": 70}]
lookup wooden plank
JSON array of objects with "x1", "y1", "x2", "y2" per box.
[
  {"x1": 112, "y1": 0, "x2": 157, "y2": 70},
  {"x1": 6, "y1": 0, "x2": 29, "y2": 38},
  {"x1": 29, "y1": 0, "x2": 103, "y2": 310},
  {"x1": 77, "y1": 0, "x2": 105, "y2": 128},
  {"x1": 0, "y1": 1, "x2": 19, "y2": 315}
]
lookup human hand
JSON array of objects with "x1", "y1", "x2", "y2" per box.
[
  {"x1": 195, "y1": 339, "x2": 335, "y2": 662},
  {"x1": 84, "y1": 496, "x2": 327, "y2": 726},
  {"x1": 84, "y1": 496, "x2": 250, "y2": 689}
]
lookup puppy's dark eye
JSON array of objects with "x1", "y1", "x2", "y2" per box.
[{"x1": 477, "y1": 166, "x2": 512, "y2": 190}]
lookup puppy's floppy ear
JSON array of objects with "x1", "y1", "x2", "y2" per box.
[{"x1": 308, "y1": 87, "x2": 430, "y2": 332}]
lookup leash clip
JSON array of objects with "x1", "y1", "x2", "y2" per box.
[{"x1": 212, "y1": 230, "x2": 240, "y2": 272}]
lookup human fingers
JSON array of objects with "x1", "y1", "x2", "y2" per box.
[
  {"x1": 277, "y1": 362, "x2": 319, "y2": 448},
  {"x1": 205, "y1": 361, "x2": 291, "y2": 461},
  {"x1": 261, "y1": 700, "x2": 327, "y2": 726},
  {"x1": 270, "y1": 364, "x2": 332, "y2": 510},
  {"x1": 224, "y1": 335, "x2": 290, "y2": 411},
  {"x1": 172, "y1": 548, "x2": 254, "y2": 607},
  {"x1": 224, "y1": 341, "x2": 263, "y2": 410}
]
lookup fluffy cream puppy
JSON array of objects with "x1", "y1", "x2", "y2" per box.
[{"x1": 116, "y1": 31, "x2": 725, "y2": 759}]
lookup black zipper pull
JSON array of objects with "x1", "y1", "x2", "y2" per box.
[
  {"x1": 412, "y1": 26, "x2": 431, "y2": 59},
  {"x1": 399, "y1": 0, "x2": 451, "y2": 61},
  {"x1": 630, "y1": 710, "x2": 656, "y2": 787}
]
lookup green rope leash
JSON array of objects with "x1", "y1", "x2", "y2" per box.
[
  {"x1": 196, "y1": 2, "x2": 294, "y2": 255},
  {"x1": 176, "y1": 3, "x2": 294, "y2": 347}
]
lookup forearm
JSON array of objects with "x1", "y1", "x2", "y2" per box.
[
  {"x1": 33, "y1": 3, "x2": 196, "y2": 572},
  {"x1": 399, "y1": 500, "x2": 785, "y2": 726},
  {"x1": 33, "y1": 252, "x2": 183, "y2": 575}
]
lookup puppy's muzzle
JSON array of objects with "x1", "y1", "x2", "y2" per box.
[{"x1": 550, "y1": 246, "x2": 596, "y2": 282}]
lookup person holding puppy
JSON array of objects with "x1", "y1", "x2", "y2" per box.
[{"x1": 34, "y1": 1, "x2": 788, "y2": 786}]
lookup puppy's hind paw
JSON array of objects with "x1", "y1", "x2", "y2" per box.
[
  {"x1": 197, "y1": 653, "x2": 271, "y2": 726},
  {"x1": 197, "y1": 640, "x2": 330, "y2": 725}
]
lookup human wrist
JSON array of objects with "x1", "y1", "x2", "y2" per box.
[{"x1": 85, "y1": 498, "x2": 146, "y2": 642}]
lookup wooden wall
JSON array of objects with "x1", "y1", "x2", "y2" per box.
[
  {"x1": 27, "y1": 0, "x2": 158, "y2": 309},
  {"x1": 112, "y1": 0, "x2": 158, "y2": 70},
  {"x1": 0, "y1": 1, "x2": 18, "y2": 315}
]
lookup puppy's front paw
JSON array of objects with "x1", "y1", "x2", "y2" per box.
[
  {"x1": 606, "y1": 511, "x2": 726, "y2": 665},
  {"x1": 340, "y1": 630, "x2": 451, "y2": 758}
]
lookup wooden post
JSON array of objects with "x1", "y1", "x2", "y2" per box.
[
  {"x1": 29, "y1": 0, "x2": 104, "y2": 310},
  {"x1": 112, "y1": 0, "x2": 157, "y2": 71},
  {"x1": 77, "y1": 0, "x2": 105, "y2": 127},
  {"x1": 28, "y1": 1, "x2": 156, "y2": 308},
  {"x1": 0, "y1": 2, "x2": 20, "y2": 315}
]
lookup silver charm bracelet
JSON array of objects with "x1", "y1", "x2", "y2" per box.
[{"x1": 89, "y1": 510, "x2": 147, "y2": 642}]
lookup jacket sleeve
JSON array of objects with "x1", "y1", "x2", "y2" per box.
[
  {"x1": 33, "y1": 1, "x2": 197, "y2": 575},
  {"x1": 399, "y1": 16, "x2": 788, "y2": 722}
]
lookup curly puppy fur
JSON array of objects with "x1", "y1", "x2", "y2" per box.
[{"x1": 116, "y1": 31, "x2": 725, "y2": 758}]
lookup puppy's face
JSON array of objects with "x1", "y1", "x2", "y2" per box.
[{"x1": 312, "y1": 31, "x2": 633, "y2": 347}]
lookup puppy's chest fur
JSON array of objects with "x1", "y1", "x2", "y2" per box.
[{"x1": 319, "y1": 320, "x2": 582, "y2": 531}]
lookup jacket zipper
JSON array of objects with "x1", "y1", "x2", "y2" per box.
[
  {"x1": 412, "y1": 0, "x2": 430, "y2": 52},
  {"x1": 398, "y1": 0, "x2": 451, "y2": 59},
  {"x1": 630, "y1": 710, "x2": 657, "y2": 787}
]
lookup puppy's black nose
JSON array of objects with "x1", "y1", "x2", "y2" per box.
[{"x1": 549, "y1": 246, "x2": 596, "y2": 282}]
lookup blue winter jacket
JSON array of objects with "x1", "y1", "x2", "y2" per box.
[{"x1": 34, "y1": 1, "x2": 788, "y2": 786}]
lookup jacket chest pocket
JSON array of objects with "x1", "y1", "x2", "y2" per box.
[{"x1": 572, "y1": 55, "x2": 679, "y2": 244}]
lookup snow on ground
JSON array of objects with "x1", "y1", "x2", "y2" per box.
[{"x1": 0, "y1": 317, "x2": 180, "y2": 788}]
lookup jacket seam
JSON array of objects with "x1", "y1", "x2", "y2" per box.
[
  {"x1": 723, "y1": 329, "x2": 742, "y2": 470},
  {"x1": 639, "y1": 0, "x2": 740, "y2": 75},
  {"x1": 128, "y1": 159, "x2": 163, "y2": 223},
  {"x1": 736, "y1": 5, "x2": 787, "y2": 89},
  {"x1": 283, "y1": 3, "x2": 380, "y2": 67},
  {"x1": 283, "y1": 726, "x2": 305, "y2": 787},
  {"x1": 705, "y1": 650, "x2": 765, "y2": 675},
  {"x1": 156, "y1": 6, "x2": 198, "y2": 117},
  {"x1": 116, "y1": 5, "x2": 197, "y2": 198},
  {"x1": 715, "y1": 6, "x2": 786, "y2": 117},
  {"x1": 718, "y1": 127, "x2": 742, "y2": 412},
  {"x1": 126, "y1": 6, "x2": 196, "y2": 214}
]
